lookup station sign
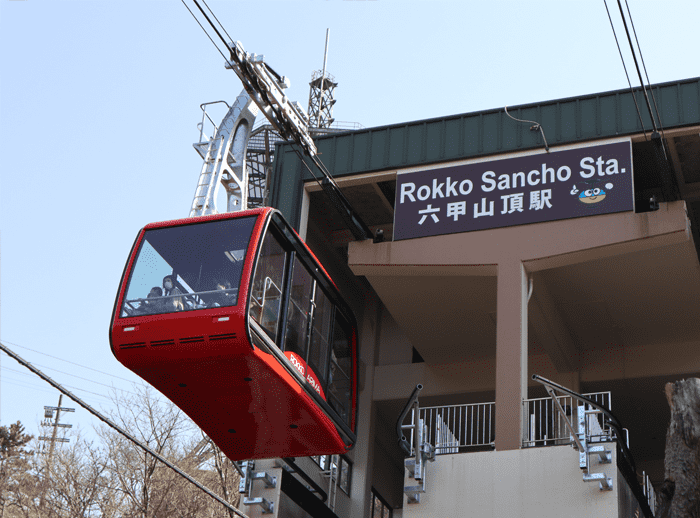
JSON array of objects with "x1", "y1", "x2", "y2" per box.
[{"x1": 393, "y1": 140, "x2": 633, "y2": 241}]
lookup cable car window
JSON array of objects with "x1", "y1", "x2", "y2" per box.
[
  {"x1": 121, "y1": 217, "x2": 255, "y2": 317},
  {"x1": 328, "y1": 312, "x2": 353, "y2": 427},
  {"x1": 285, "y1": 255, "x2": 314, "y2": 360},
  {"x1": 249, "y1": 229, "x2": 287, "y2": 341},
  {"x1": 308, "y1": 287, "x2": 332, "y2": 384}
]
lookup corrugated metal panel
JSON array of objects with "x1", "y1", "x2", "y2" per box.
[{"x1": 271, "y1": 77, "x2": 700, "y2": 227}]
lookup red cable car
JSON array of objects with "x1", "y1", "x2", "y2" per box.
[{"x1": 109, "y1": 207, "x2": 357, "y2": 460}]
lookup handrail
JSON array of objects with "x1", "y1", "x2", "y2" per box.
[
  {"x1": 531, "y1": 376, "x2": 629, "y2": 465},
  {"x1": 523, "y1": 391, "x2": 611, "y2": 447},
  {"x1": 543, "y1": 385, "x2": 585, "y2": 452},
  {"x1": 396, "y1": 384, "x2": 422, "y2": 456},
  {"x1": 532, "y1": 375, "x2": 654, "y2": 518},
  {"x1": 197, "y1": 101, "x2": 231, "y2": 142}
]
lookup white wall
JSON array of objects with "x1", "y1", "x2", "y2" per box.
[{"x1": 402, "y1": 445, "x2": 619, "y2": 518}]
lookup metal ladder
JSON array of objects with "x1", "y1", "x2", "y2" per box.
[
  {"x1": 578, "y1": 405, "x2": 613, "y2": 491},
  {"x1": 403, "y1": 417, "x2": 435, "y2": 504},
  {"x1": 397, "y1": 385, "x2": 435, "y2": 504},
  {"x1": 189, "y1": 92, "x2": 258, "y2": 217},
  {"x1": 320, "y1": 455, "x2": 339, "y2": 512}
]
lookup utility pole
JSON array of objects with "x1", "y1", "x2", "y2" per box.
[
  {"x1": 38, "y1": 394, "x2": 74, "y2": 508},
  {"x1": 40, "y1": 394, "x2": 74, "y2": 458}
]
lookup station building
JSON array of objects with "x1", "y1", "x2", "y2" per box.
[{"x1": 241, "y1": 77, "x2": 700, "y2": 518}]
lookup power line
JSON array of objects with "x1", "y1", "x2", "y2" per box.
[
  {"x1": 2, "y1": 365, "x2": 116, "y2": 399},
  {"x1": 28, "y1": 363, "x2": 139, "y2": 396},
  {"x1": 1, "y1": 377, "x2": 106, "y2": 409},
  {"x1": 0, "y1": 339, "x2": 147, "y2": 385}
]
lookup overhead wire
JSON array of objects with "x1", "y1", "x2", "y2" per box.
[
  {"x1": 2, "y1": 372, "x2": 108, "y2": 405},
  {"x1": 3, "y1": 366, "x2": 109, "y2": 401},
  {"x1": 190, "y1": 0, "x2": 232, "y2": 54},
  {"x1": 201, "y1": 0, "x2": 235, "y2": 46},
  {"x1": 180, "y1": 0, "x2": 229, "y2": 62},
  {"x1": 623, "y1": 0, "x2": 666, "y2": 145},
  {"x1": 1, "y1": 339, "x2": 149, "y2": 386},
  {"x1": 614, "y1": 0, "x2": 659, "y2": 136},
  {"x1": 2, "y1": 376, "x2": 68, "y2": 397},
  {"x1": 603, "y1": 0, "x2": 647, "y2": 140},
  {"x1": 28, "y1": 363, "x2": 140, "y2": 396},
  {"x1": 614, "y1": 0, "x2": 661, "y2": 143}
]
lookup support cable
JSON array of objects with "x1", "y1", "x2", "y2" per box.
[
  {"x1": 623, "y1": 0, "x2": 667, "y2": 146},
  {"x1": 603, "y1": 0, "x2": 647, "y2": 140},
  {"x1": 201, "y1": 0, "x2": 235, "y2": 47},
  {"x1": 182, "y1": 0, "x2": 373, "y2": 240},
  {"x1": 615, "y1": 0, "x2": 661, "y2": 140},
  {"x1": 180, "y1": 0, "x2": 229, "y2": 62},
  {"x1": 191, "y1": 0, "x2": 231, "y2": 55},
  {"x1": 0, "y1": 341, "x2": 250, "y2": 518},
  {"x1": 296, "y1": 147, "x2": 373, "y2": 240}
]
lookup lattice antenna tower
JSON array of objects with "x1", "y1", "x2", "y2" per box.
[{"x1": 308, "y1": 29, "x2": 337, "y2": 131}]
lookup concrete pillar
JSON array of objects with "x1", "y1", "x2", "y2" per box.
[
  {"x1": 350, "y1": 294, "x2": 382, "y2": 517},
  {"x1": 494, "y1": 261, "x2": 528, "y2": 450}
]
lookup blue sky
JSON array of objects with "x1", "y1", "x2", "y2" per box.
[{"x1": 1, "y1": 0, "x2": 698, "y2": 439}]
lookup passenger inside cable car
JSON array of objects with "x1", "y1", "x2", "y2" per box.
[{"x1": 120, "y1": 217, "x2": 254, "y2": 317}]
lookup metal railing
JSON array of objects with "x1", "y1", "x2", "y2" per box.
[
  {"x1": 403, "y1": 391, "x2": 612, "y2": 455},
  {"x1": 409, "y1": 402, "x2": 496, "y2": 455},
  {"x1": 642, "y1": 471, "x2": 657, "y2": 515},
  {"x1": 523, "y1": 391, "x2": 612, "y2": 447}
]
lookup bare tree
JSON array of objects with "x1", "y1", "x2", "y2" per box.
[
  {"x1": 97, "y1": 385, "x2": 194, "y2": 518},
  {"x1": 40, "y1": 431, "x2": 107, "y2": 518},
  {"x1": 97, "y1": 385, "x2": 240, "y2": 518},
  {"x1": 2, "y1": 389, "x2": 241, "y2": 518},
  {"x1": 657, "y1": 378, "x2": 700, "y2": 518},
  {"x1": 191, "y1": 434, "x2": 241, "y2": 517},
  {"x1": 210, "y1": 440, "x2": 241, "y2": 516}
]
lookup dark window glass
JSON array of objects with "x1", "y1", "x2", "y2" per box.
[
  {"x1": 339, "y1": 456, "x2": 351, "y2": 494},
  {"x1": 371, "y1": 489, "x2": 392, "y2": 518},
  {"x1": 328, "y1": 312, "x2": 353, "y2": 427},
  {"x1": 121, "y1": 217, "x2": 256, "y2": 317},
  {"x1": 249, "y1": 230, "x2": 287, "y2": 341},
  {"x1": 308, "y1": 287, "x2": 332, "y2": 383},
  {"x1": 285, "y1": 255, "x2": 313, "y2": 359}
]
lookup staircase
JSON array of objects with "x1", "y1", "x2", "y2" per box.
[{"x1": 578, "y1": 406, "x2": 613, "y2": 491}]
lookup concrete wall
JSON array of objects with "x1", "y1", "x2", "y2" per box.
[{"x1": 402, "y1": 446, "x2": 619, "y2": 518}]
